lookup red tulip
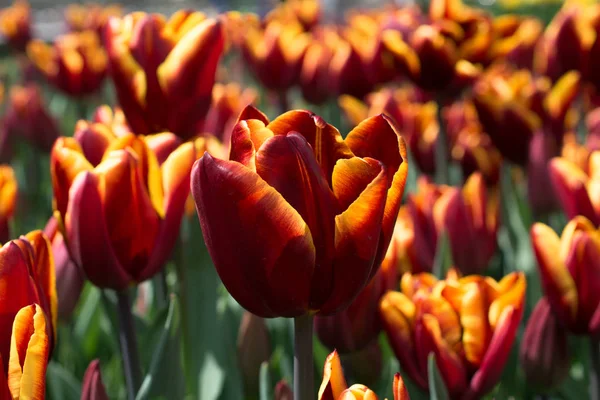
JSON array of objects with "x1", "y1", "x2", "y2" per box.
[
  {"x1": 192, "y1": 105, "x2": 408, "y2": 317},
  {"x1": 81, "y1": 359, "x2": 109, "y2": 400},
  {"x1": 0, "y1": 0, "x2": 31, "y2": 52}
]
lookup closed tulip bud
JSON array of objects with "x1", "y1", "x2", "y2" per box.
[
  {"x1": 275, "y1": 380, "x2": 293, "y2": 400},
  {"x1": 0, "y1": 304, "x2": 50, "y2": 399},
  {"x1": 51, "y1": 112, "x2": 198, "y2": 289},
  {"x1": 531, "y1": 217, "x2": 600, "y2": 335},
  {"x1": 318, "y1": 350, "x2": 408, "y2": 400},
  {"x1": 550, "y1": 151, "x2": 600, "y2": 224},
  {"x1": 204, "y1": 83, "x2": 258, "y2": 144},
  {"x1": 192, "y1": 105, "x2": 408, "y2": 317},
  {"x1": 237, "y1": 312, "x2": 271, "y2": 396},
  {"x1": 4, "y1": 84, "x2": 60, "y2": 153},
  {"x1": 64, "y1": 3, "x2": 121, "y2": 35},
  {"x1": 27, "y1": 31, "x2": 108, "y2": 97},
  {"x1": 379, "y1": 271, "x2": 526, "y2": 399},
  {"x1": 315, "y1": 259, "x2": 396, "y2": 353},
  {"x1": 81, "y1": 359, "x2": 109, "y2": 400},
  {"x1": 520, "y1": 298, "x2": 570, "y2": 390},
  {"x1": 44, "y1": 217, "x2": 84, "y2": 321},
  {"x1": 528, "y1": 132, "x2": 561, "y2": 215},
  {"x1": 0, "y1": 0, "x2": 31, "y2": 52},
  {"x1": 490, "y1": 16, "x2": 542, "y2": 69},
  {"x1": 300, "y1": 34, "x2": 334, "y2": 104},
  {"x1": 328, "y1": 30, "x2": 376, "y2": 99},
  {"x1": 0, "y1": 231, "x2": 57, "y2": 374},
  {"x1": 105, "y1": 11, "x2": 224, "y2": 139},
  {"x1": 243, "y1": 19, "x2": 309, "y2": 92}
]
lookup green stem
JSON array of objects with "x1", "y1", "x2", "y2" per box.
[
  {"x1": 590, "y1": 337, "x2": 600, "y2": 400},
  {"x1": 116, "y1": 290, "x2": 142, "y2": 399},
  {"x1": 435, "y1": 99, "x2": 449, "y2": 184},
  {"x1": 293, "y1": 314, "x2": 314, "y2": 400}
]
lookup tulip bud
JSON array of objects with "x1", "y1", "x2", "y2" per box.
[
  {"x1": 275, "y1": 380, "x2": 293, "y2": 400},
  {"x1": 520, "y1": 298, "x2": 570, "y2": 391},
  {"x1": 527, "y1": 132, "x2": 560, "y2": 216},
  {"x1": 44, "y1": 217, "x2": 84, "y2": 321},
  {"x1": 64, "y1": 3, "x2": 121, "y2": 35},
  {"x1": 81, "y1": 359, "x2": 109, "y2": 400},
  {"x1": 0, "y1": 0, "x2": 31, "y2": 52},
  {"x1": 393, "y1": 373, "x2": 411, "y2": 400},
  {"x1": 204, "y1": 83, "x2": 258, "y2": 144},
  {"x1": 237, "y1": 312, "x2": 271, "y2": 396}
]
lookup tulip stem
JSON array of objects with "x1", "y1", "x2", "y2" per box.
[
  {"x1": 435, "y1": 98, "x2": 449, "y2": 184},
  {"x1": 278, "y1": 91, "x2": 289, "y2": 115},
  {"x1": 116, "y1": 290, "x2": 142, "y2": 399},
  {"x1": 590, "y1": 337, "x2": 600, "y2": 400},
  {"x1": 294, "y1": 314, "x2": 314, "y2": 400}
]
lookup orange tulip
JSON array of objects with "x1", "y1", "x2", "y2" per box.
[
  {"x1": 0, "y1": 231, "x2": 56, "y2": 375},
  {"x1": 318, "y1": 350, "x2": 411, "y2": 400},
  {"x1": 531, "y1": 216, "x2": 600, "y2": 334},
  {"x1": 27, "y1": 31, "x2": 108, "y2": 97},
  {"x1": 0, "y1": 304, "x2": 50, "y2": 400},
  {"x1": 300, "y1": 30, "x2": 335, "y2": 104},
  {"x1": 192, "y1": 105, "x2": 408, "y2": 317},
  {"x1": 315, "y1": 256, "x2": 397, "y2": 353},
  {"x1": 549, "y1": 151, "x2": 600, "y2": 224},
  {"x1": 490, "y1": 15, "x2": 542, "y2": 69},
  {"x1": 50, "y1": 112, "x2": 200, "y2": 289},
  {"x1": 0, "y1": 166, "x2": 17, "y2": 244},
  {"x1": 105, "y1": 11, "x2": 224, "y2": 139},
  {"x1": 3, "y1": 84, "x2": 61, "y2": 153},
  {"x1": 243, "y1": 19, "x2": 309, "y2": 92},
  {"x1": 379, "y1": 271, "x2": 526, "y2": 399},
  {"x1": 0, "y1": 0, "x2": 31, "y2": 52},
  {"x1": 64, "y1": 3, "x2": 121, "y2": 34},
  {"x1": 265, "y1": 0, "x2": 321, "y2": 32},
  {"x1": 204, "y1": 83, "x2": 258, "y2": 144}
]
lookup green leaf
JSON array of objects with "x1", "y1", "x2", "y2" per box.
[
  {"x1": 433, "y1": 231, "x2": 453, "y2": 279},
  {"x1": 427, "y1": 353, "x2": 449, "y2": 400},
  {"x1": 46, "y1": 361, "x2": 82, "y2": 400},
  {"x1": 259, "y1": 362, "x2": 273, "y2": 400},
  {"x1": 199, "y1": 353, "x2": 225, "y2": 400},
  {"x1": 135, "y1": 297, "x2": 184, "y2": 400}
]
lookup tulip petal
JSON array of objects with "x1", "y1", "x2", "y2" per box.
[
  {"x1": 267, "y1": 110, "x2": 354, "y2": 185},
  {"x1": 488, "y1": 272, "x2": 526, "y2": 330},
  {"x1": 8, "y1": 304, "x2": 49, "y2": 400},
  {"x1": 332, "y1": 157, "x2": 382, "y2": 211},
  {"x1": 65, "y1": 171, "x2": 132, "y2": 290},
  {"x1": 0, "y1": 354, "x2": 10, "y2": 399},
  {"x1": 229, "y1": 119, "x2": 274, "y2": 170},
  {"x1": 319, "y1": 159, "x2": 388, "y2": 314},
  {"x1": 345, "y1": 115, "x2": 408, "y2": 271},
  {"x1": 460, "y1": 282, "x2": 491, "y2": 367},
  {"x1": 531, "y1": 223, "x2": 578, "y2": 324},
  {"x1": 141, "y1": 141, "x2": 196, "y2": 282},
  {"x1": 318, "y1": 350, "x2": 348, "y2": 400},
  {"x1": 468, "y1": 306, "x2": 521, "y2": 398},
  {"x1": 145, "y1": 132, "x2": 182, "y2": 165},
  {"x1": 192, "y1": 153, "x2": 315, "y2": 317},
  {"x1": 379, "y1": 291, "x2": 426, "y2": 389},
  {"x1": 81, "y1": 359, "x2": 109, "y2": 400},
  {"x1": 549, "y1": 158, "x2": 599, "y2": 224},
  {"x1": 236, "y1": 104, "x2": 269, "y2": 126},
  {"x1": 74, "y1": 121, "x2": 115, "y2": 167},
  {"x1": 393, "y1": 373, "x2": 411, "y2": 400}
]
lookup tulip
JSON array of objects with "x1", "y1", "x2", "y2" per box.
[
  {"x1": 81, "y1": 359, "x2": 109, "y2": 400},
  {"x1": 531, "y1": 216, "x2": 600, "y2": 334},
  {"x1": 222, "y1": 11, "x2": 260, "y2": 52},
  {"x1": 315, "y1": 259, "x2": 397, "y2": 354},
  {"x1": 275, "y1": 380, "x2": 293, "y2": 400},
  {"x1": 50, "y1": 114, "x2": 198, "y2": 290},
  {"x1": 243, "y1": 19, "x2": 309, "y2": 93},
  {"x1": 44, "y1": 216, "x2": 84, "y2": 321},
  {"x1": 318, "y1": 350, "x2": 411, "y2": 400},
  {"x1": 3, "y1": 84, "x2": 61, "y2": 153},
  {"x1": 192, "y1": 105, "x2": 408, "y2": 317},
  {"x1": 203, "y1": 83, "x2": 258, "y2": 144},
  {"x1": 0, "y1": 231, "x2": 56, "y2": 374},
  {"x1": 490, "y1": 15, "x2": 542, "y2": 69},
  {"x1": 549, "y1": 151, "x2": 600, "y2": 224},
  {"x1": 105, "y1": 11, "x2": 224, "y2": 139},
  {"x1": 0, "y1": 165, "x2": 17, "y2": 244},
  {"x1": 0, "y1": 0, "x2": 31, "y2": 52},
  {"x1": 92, "y1": 105, "x2": 132, "y2": 138},
  {"x1": 379, "y1": 271, "x2": 526, "y2": 399},
  {"x1": 64, "y1": 3, "x2": 121, "y2": 34},
  {"x1": 300, "y1": 32, "x2": 335, "y2": 105},
  {"x1": 27, "y1": 30, "x2": 108, "y2": 97},
  {"x1": 237, "y1": 311, "x2": 271, "y2": 396},
  {"x1": 265, "y1": 0, "x2": 321, "y2": 32},
  {"x1": 519, "y1": 298, "x2": 570, "y2": 390},
  {"x1": 0, "y1": 304, "x2": 50, "y2": 400}
]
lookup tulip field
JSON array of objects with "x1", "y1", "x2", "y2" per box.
[{"x1": 1, "y1": 0, "x2": 600, "y2": 398}]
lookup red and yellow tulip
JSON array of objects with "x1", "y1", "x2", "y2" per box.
[
  {"x1": 191, "y1": 105, "x2": 408, "y2": 317},
  {"x1": 64, "y1": 3, "x2": 122, "y2": 34},
  {"x1": 105, "y1": 11, "x2": 224, "y2": 139},
  {"x1": 0, "y1": 231, "x2": 56, "y2": 376},
  {"x1": 531, "y1": 216, "x2": 600, "y2": 335},
  {"x1": 0, "y1": 304, "x2": 50, "y2": 400},
  {"x1": 80, "y1": 359, "x2": 109, "y2": 400},
  {"x1": 0, "y1": 166, "x2": 16, "y2": 244},
  {"x1": 0, "y1": 0, "x2": 31, "y2": 52},
  {"x1": 27, "y1": 31, "x2": 108, "y2": 97},
  {"x1": 490, "y1": 15, "x2": 543, "y2": 69},
  {"x1": 318, "y1": 350, "x2": 411, "y2": 400},
  {"x1": 379, "y1": 271, "x2": 526, "y2": 399},
  {"x1": 50, "y1": 112, "x2": 203, "y2": 289}
]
